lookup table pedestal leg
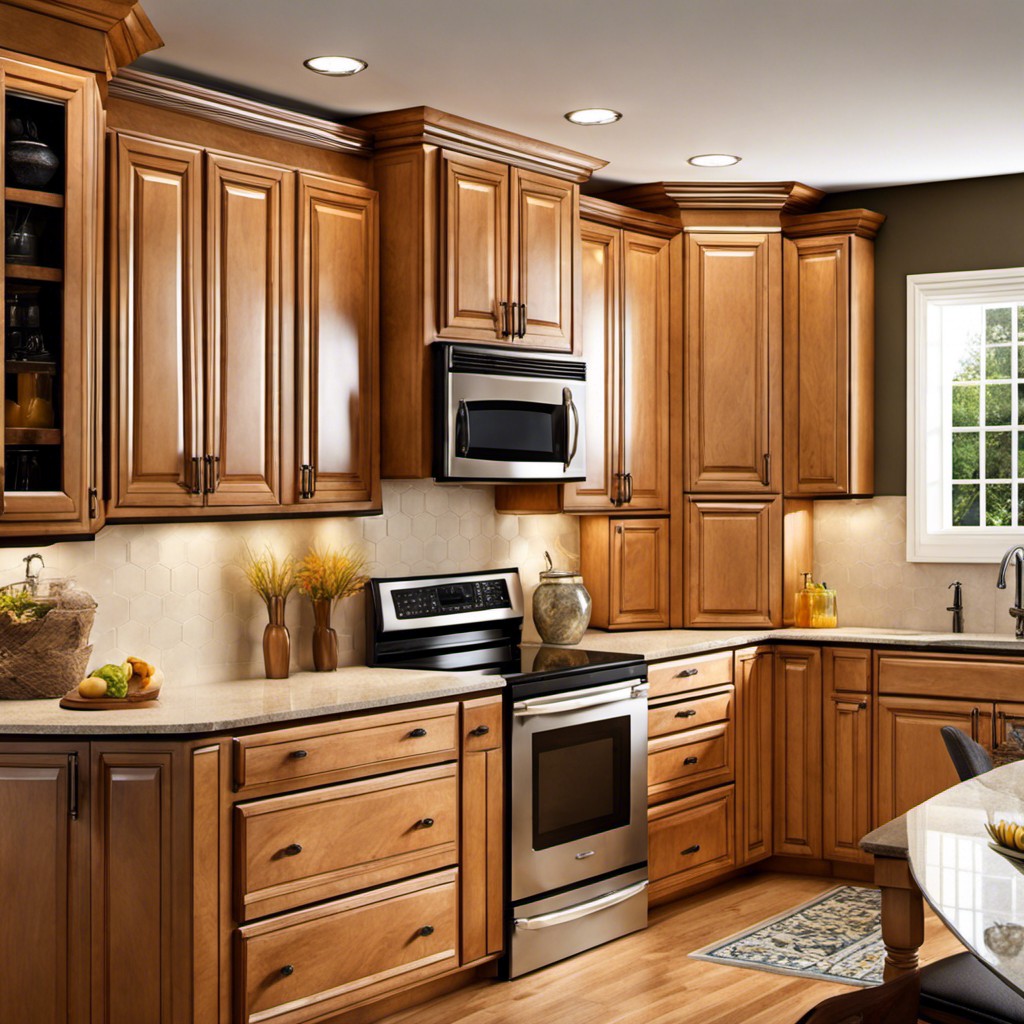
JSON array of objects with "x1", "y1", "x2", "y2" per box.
[{"x1": 875, "y1": 855, "x2": 924, "y2": 980}]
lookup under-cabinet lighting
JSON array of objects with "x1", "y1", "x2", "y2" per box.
[
  {"x1": 303, "y1": 55, "x2": 368, "y2": 76},
  {"x1": 688, "y1": 153, "x2": 741, "y2": 167},
  {"x1": 564, "y1": 108, "x2": 622, "y2": 126}
]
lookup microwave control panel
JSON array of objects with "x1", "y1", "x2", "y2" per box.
[{"x1": 392, "y1": 579, "x2": 511, "y2": 620}]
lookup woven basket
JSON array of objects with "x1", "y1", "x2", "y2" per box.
[{"x1": 0, "y1": 581, "x2": 97, "y2": 700}]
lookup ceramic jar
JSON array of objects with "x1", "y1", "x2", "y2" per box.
[
  {"x1": 531, "y1": 552, "x2": 591, "y2": 645},
  {"x1": 6, "y1": 119, "x2": 59, "y2": 188}
]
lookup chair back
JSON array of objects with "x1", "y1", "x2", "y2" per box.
[
  {"x1": 940, "y1": 725, "x2": 994, "y2": 781},
  {"x1": 794, "y1": 972, "x2": 920, "y2": 1024}
]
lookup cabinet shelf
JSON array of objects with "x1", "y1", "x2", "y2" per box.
[
  {"x1": 4, "y1": 360, "x2": 56, "y2": 375},
  {"x1": 4, "y1": 187, "x2": 64, "y2": 209},
  {"x1": 5, "y1": 427, "x2": 61, "y2": 445},
  {"x1": 4, "y1": 264, "x2": 62, "y2": 282}
]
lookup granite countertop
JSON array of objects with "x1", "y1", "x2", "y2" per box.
[{"x1": 0, "y1": 667, "x2": 499, "y2": 736}]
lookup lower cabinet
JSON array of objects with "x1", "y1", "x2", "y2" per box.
[{"x1": 735, "y1": 646, "x2": 774, "y2": 865}]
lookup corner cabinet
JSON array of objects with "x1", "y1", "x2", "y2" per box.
[{"x1": 0, "y1": 53, "x2": 103, "y2": 535}]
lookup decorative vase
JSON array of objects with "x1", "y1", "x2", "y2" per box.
[
  {"x1": 311, "y1": 598, "x2": 338, "y2": 671},
  {"x1": 531, "y1": 551, "x2": 591, "y2": 645},
  {"x1": 263, "y1": 596, "x2": 290, "y2": 679},
  {"x1": 6, "y1": 119, "x2": 60, "y2": 188}
]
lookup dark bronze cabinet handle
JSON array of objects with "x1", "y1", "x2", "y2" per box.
[
  {"x1": 280, "y1": 965, "x2": 294, "y2": 977},
  {"x1": 289, "y1": 749, "x2": 308, "y2": 759},
  {"x1": 624, "y1": 471, "x2": 633, "y2": 504},
  {"x1": 518, "y1": 302, "x2": 527, "y2": 339},
  {"x1": 499, "y1": 300, "x2": 510, "y2": 338},
  {"x1": 409, "y1": 727, "x2": 428, "y2": 738},
  {"x1": 470, "y1": 724, "x2": 490, "y2": 737},
  {"x1": 675, "y1": 709, "x2": 697, "y2": 719},
  {"x1": 675, "y1": 668, "x2": 699, "y2": 679},
  {"x1": 414, "y1": 817, "x2": 435, "y2": 829},
  {"x1": 284, "y1": 843, "x2": 303, "y2": 856},
  {"x1": 681, "y1": 844, "x2": 701, "y2": 856},
  {"x1": 683, "y1": 756, "x2": 699, "y2": 766},
  {"x1": 419, "y1": 925, "x2": 435, "y2": 937}
]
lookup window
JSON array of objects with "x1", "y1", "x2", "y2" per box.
[{"x1": 908, "y1": 267, "x2": 1024, "y2": 561}]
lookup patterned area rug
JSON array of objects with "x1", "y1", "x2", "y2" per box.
[{"x1": 689, "y1": 885, "x2": 884, "y2": 987}]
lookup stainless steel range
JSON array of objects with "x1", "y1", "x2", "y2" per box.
[{"x1": 366, "y1": 568, "x2": 650, "y2": 978}]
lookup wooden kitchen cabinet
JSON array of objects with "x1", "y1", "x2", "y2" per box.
[
  {"x1": 782, "y1": 211, "x2": 883, "y2": 497},
  {"x1": 0, "y1": 54, "x2": 103, "y2": 535},
  {"x1": 683, "y1": 496, "x2": 782, "y2": 627},
  {"x1": 995, "y1": 702, "x2": 1024, "y2": 745},
  {"x1": 822, "y1": 648, "x2": 872, "y2": 864},
  {"x1": 684, "y1": 231, "x2": 781, "y2": 493},
  {"x1": 580, "y1": 516, "x2": 670, "y2": 629},
  {"x1": 773, "y1": 646, "x2": 822, "y2": 859},
  {"x1": 735, "y1": 646, "x2": 773, "y2": 865}
]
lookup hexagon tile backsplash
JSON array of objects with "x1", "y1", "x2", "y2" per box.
[{"x1": 0, "y1": 481, "x2": 579, "y2": 685}]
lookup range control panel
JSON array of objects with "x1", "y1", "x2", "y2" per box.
[{"x1": 392, "y1": 578, "x2": 512, "y2": 620}]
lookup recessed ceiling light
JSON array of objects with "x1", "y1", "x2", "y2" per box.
[
  {"x1": 688, "y1": 153, "x2": 741, "y2": 167},
  {"x1": 303, "y1": 55, "x2": 368, "y2": 77},
  {"x1": 564, "y1": 108, "x2": 622, "y2": 126}
]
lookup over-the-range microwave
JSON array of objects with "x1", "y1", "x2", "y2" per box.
[{"x1": 433, "y1": 342, "x2": 587, "y2": 483}]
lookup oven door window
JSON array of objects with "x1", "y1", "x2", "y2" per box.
[
  {"x1": 531, "y1": 715, "x2": 631, "y2": 850},
  {"x1": 458, "y1": 400, "x2": 566, "y2": 463}
]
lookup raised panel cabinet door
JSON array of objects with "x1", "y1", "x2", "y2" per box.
[
  {"x1": 735, "y1": 647, "x2": 773, "y2": 865},
  {"x1": 620, "y1": 231, "x2": 670, "y2": 511},
  {"x1": 610, "y1": 518, "x2": 670, "y2": 628},
  {"x1": 112, "y1": 133, "x2": 204, "y2": 509},
  {"x1": 683, "y1": 496, "x2": 782, "y2": 627},
  {"x1": 439, "y1": 153, "x2": 508, "y2": 341},
  {"x1": 0, "y1": 746, "x2": 89, "y2": 1024},
  {"x1": 205, "y1": 154, "x2": 293, "y2": 506},
  {"x1": 876, "y1": 696, "x2": 991, "y2": 824},
  {"x1": 510, "y1": 168, "x2": 574, "y2": 350},
  {"x1": 563, "y1": 222, "x2": 620, "y2": 510},
  {"x1": 995, "y1": 701, "x2": 1024, "y2": 746},
  {"x1": 773, "y1": 646, "x2": 822, "y2": 859},
  {"x1": 297, "y1": 173, "x2": 379, "y2": 507},
  {"x1": 685, "y1": 232, "x2": 781, "y2": 492}
]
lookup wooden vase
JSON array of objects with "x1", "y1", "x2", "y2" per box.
[
  {"x1": 263, "y1": 596, "x2": 290, "y2": 679},
  {"x1": 311, "y1": 598, "x2": 338, "y2": 672}
]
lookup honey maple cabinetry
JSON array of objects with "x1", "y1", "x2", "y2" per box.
[
  {"x1": 782, "y1": 211, "x2": 883, "y2": 497},
  {"x1": 734, "y1": 646, "x2": 773, "y2": 865}
]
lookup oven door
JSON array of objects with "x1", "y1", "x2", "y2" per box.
[{"x1": 509, "y1": 679, "x2": 648, "y2": 902}]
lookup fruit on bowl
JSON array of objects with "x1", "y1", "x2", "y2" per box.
[
  {"x1": 985, "y1": 818, "x2": 1024, "y2": 852},
  {"x1": 78, "y1": 657, "x2": 159, "y2": 700}
]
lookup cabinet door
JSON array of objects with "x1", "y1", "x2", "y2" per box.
[
  {"x1": 510, "y1": 168, "x2": 573, "y2": 350},
  {"x1": 610, "y1": 518, "x2": 670, "y2": 629},
  {"x1": 995, "y1": 702, "x2": 1024, "y2": 746},
  {"x1": 111, "y1": 133, "x2": 204, "y2": 509},
  {"x1": 735, "y1": 646, "x2": 773, "y2": 865},
  {"x1": 620, "y1": 230, "x2": 670, "y2": 511},
  {"x1": 204, "y1": 154, "x2": 292, "y2": 507},
  {"x1": 296, "y1": 173, "x2": 379, "y2": 508},
  {"x1": 685, "y1": 232, "x2": 781, "y2": 492},
  {"x1": 684, "y1": 496, "x2": 781, "y2": 627},
  {"x1": 822, "y1": 647, "x2": 872, "y2": 863},
  {"x1": 773, "y1": 646, "x2": 822, "y2": 859},
  {"x1": 876, "y1": 696, "x2": 991, "y2": 823},
  {"x1": 0, "y1": 746, "x2": 89, "y2": 1024},
  {"x1": 439, "y1": 153, "x2": 508, "y2": 341},
  {"x1": 563, "y1": 222, "x2": 620, "y2": 510}
]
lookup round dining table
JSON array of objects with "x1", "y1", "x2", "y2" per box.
[{"x1": 905, "y1": 759, "x2": 1024, "y2": 997}]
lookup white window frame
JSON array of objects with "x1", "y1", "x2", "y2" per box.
[{"x1": 907, "y1": 266, "x2": 1024, "y2": 562}]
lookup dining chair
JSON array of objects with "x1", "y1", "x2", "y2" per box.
[{"x1": 940, "y1": 725, "x2": 993, "y2": 782}]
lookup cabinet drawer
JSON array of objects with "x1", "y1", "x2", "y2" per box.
[
  {"x1": 236, "y1": 869, "x2": 459, "y2": 1024},
  {"x1": 648, "y1": 721, "x2": 733, "y2": 803},
  {"x1": 233, "y1": 703, "x2": 459, "y2": 792},
  {"x1": 235, "y1": 764, "x2": 458, "y2": 920},
  {"x1": 462, "y1": 696, "x2": 502, "y2": 753},
  {"x1": 648, "y1": 687, "x2": 733, "y2": 739},
  {"x1": 648, "y1": 652, "x2": 733, "y2": 700},
  {"x1": 648, "y1": 786, "x2": 735, "y2": 901},
  {"x1": 876, "y1": 653, "x2": 1024, "y2": 702}
]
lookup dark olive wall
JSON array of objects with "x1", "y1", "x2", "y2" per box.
[{"x1": 820, "y1": 172, "x2": 1024, "y2": 495}]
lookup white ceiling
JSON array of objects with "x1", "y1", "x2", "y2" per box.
[{"x1": 136, "y1": 0, "x2": 1024, "y2": 193}]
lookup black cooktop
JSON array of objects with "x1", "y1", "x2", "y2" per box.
[{"x1": 498, "y1": 645, "x2": 646, "y2": 697}]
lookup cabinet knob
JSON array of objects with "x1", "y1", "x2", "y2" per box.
[
  {"x1": 681, "y1": 844, "x2": 701, "y2": 856},
  {"x1": 469, "y1": 724, "x2": 490, "y2": 737},
  {"x1": 675, "y1": 709, "x2": 697, "y2": 719},
  {"x1": 289, "y1": 749, "x2": 308, "y2": 759},
  {"x1": 414, "y1": 817, "x2": 435, "y2": 829},
  {"x1": 280, "y1": 965, "x2": 294, "y2": 977},
  {"x1": 683, "y1": 756, "x2": 699, "y2": 766},
  {"x1": 283, "y1": 843, "x2": 303, "y2": 856},
  {"x1": 409, "y1": 728, "x2": 428, "y2": 738},
  {"x1": 419, "y1": 925, "x2": 435, "y2": 937}
]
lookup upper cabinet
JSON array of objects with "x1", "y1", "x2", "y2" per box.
[
  {"x1": 0, "y1": 54, "x2": 103, "y2": 535},
  {"x1": 782, "y1": 210, "x2": 884, "y2": 498}
]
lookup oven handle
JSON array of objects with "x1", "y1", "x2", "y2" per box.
[
  {"x1": 513, "y1": 879, "x2": 649, "y2": 931},
  {"x1": 563, "y1": 387, "x2": 579, "y2": 472},
  {"x1": 456, "y1": 400, "x2": 471, "y2": 457},
  {"x1": 513, "y1": 683, "x2": 648, "y2": 717}
]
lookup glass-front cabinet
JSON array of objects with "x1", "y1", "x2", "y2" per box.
[{"x1": 1, "y1": 52, "x2": 101, "y2": 534}]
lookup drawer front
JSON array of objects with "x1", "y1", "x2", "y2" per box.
[
  {"x1": 234, "y1": 703, "x2": 459, "y2": 791},
  {"x1": 648, "y1": 786, "x2": 735, "y2": 900},
  {"x1": 237, "y1": 870, "x2": 458, "y2": 1024},
  {"x1": 877, "y1": 653, "x2": 1024, "y2": 702},
  {"x1": 462, "y1": 696, "x2": 502, "y2": 753},
  {"x1": 648, "y1": 721, "x2": 733, "y2": 802},
  {"x1": 648, "y1": 652, "x2": 733, "y2": 700},
  {"x1": 236, "y1": 764, "x2": 458, "y2": 920},
  {"x1": 648, "y1": 687, "x2": 733, "y2": 739}
]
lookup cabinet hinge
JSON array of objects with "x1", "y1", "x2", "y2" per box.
[
  {"x1": 67, "y1": 752, "x2": 79, "y2": 820},
  {"x1": 88, "y1": 487, "x2": 98, "y2": 520}
]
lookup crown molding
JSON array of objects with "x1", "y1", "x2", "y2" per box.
[
  {"x1": 352, "y1": 106, "x2": 607, "y2": 183},
  {"x1": 108, "y1": 69, "x2": 373, "y2": 155},
  {"x1": 599, "y1": 180, "x2": 825, "y2": 214},
  {"x1": 781, "y1": 208, "x2": 886, "y2": 240},
  {"x1": 579, "y1": 195, "x2": 681, "y2": 237}
]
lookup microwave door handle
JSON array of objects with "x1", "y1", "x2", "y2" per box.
[
  {"x1": 513, "y1": 684, "x2": 647, "y2": 717},
  {"x1": 563, "y1": 387, "x2": 579, "y2": 471},
  {"x1": 456, "y1": 400, "x2": 471, "y2": 457},
  {"x1": 513, "y1": 879, "x2": 649, "y2": 931}
]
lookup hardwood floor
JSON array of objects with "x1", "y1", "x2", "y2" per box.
[{"x1": 373, "y1": 873, "x2": 963, "y2": 1024}]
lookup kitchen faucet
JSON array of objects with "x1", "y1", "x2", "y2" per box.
[{"x1": 996, "y1": 545, "x2": 1024, "y2": 638}]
